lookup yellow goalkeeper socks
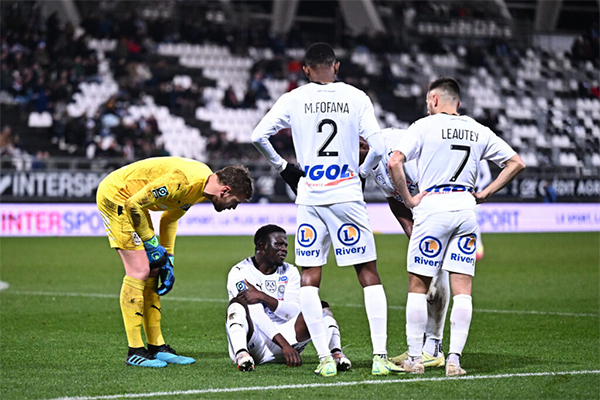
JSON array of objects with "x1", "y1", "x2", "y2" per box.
[
  {"x1": 143, "y1": 277, "x2": 165, "y2": 347},
  {"x1": 120, "y1": 276, "x2": 146, "y2": 349}
]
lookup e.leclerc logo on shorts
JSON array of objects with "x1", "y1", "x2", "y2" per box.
[
  {"x1": 297, "y1": 224, "x2": 317, "y2": 247},
  {"x1": 457, "y1": 234, "x2": 477, "y2": 254},
  {"x1": 337, "y1": 224, "x2": 361, "y2": 246},
  {"x1": 419, "y1": 236, "x2": 442, "y2": 258}
]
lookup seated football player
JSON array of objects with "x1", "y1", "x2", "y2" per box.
[
  {"x1": 225, "y1": 224, "x2": 350, "y2": 374},
  {"x1": 359, "y1": 130, "x2": 450, "y2": 370}
]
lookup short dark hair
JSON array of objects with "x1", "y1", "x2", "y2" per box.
[
  {"x1": 216, "y1": 165, "x2": 254, "y2": 200},
  {"x1": 254, "y1": 224, "x2": 286, "y2": 247},
  {"x1": 428, "y1": 77, "x2": 461, "y2": 101},
  {"x1": 304, "y1": 42, "x2": 336, "y2": 69}
]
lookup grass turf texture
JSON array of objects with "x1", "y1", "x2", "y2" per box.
[{"x1": 0, "y1": 232, "x2": 598, "y2": 399}]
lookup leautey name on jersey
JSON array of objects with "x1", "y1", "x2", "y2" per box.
[{"x1": 226, "y1": 257, "x2": 301, "y2": 325}]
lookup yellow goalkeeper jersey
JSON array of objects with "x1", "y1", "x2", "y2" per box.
[{"x1": 99, "y1": 157, "x2": 212, "y2": 252}]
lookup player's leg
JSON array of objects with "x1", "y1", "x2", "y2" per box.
[
  {"x1": 117, "y1": 249, "x2": 166, "y2": 367},
  {"x1": 225, "y1": 298, "x2": 255, "y2": 371},
  {"x1": 423, "y1": 269, "x2": 449, "y2": 366},
  {"x1": 296, "y1": 205, "x2": 336, "y2": 376},
  {"x1": 442, "y1": 210, "x2": 478, "y2": 376},
  {"x1": 320, "y1": 301, "x2": 351, "y2": 371}
]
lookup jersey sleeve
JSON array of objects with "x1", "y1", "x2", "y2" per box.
[
  {"x1": 272, "y1": 265, "x2": 300, "y2": 321},
  {"x1": 226, "y1": 263, "x2": 248, "y2": 300},
  {"x1": 481, "y1": 128, "x2": 517, "y2": 168},
  {"x1": 122, "y1": 171, "x2": 187, "y2": 241},
  {"x1": 395, "y1": 122, "x2": 422, "y2": 162},
  {"x1": 251, "y1": 94, "x2": 292, "y2": 172},
  {"x1": 159, "y1": 209, "x2": 186, "y2": 254},
  {"x1": 358, "y1": 94, "x2": 381, "y2": 139}
]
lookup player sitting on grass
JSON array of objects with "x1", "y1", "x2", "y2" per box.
[
  {"x1": 359, "y1": 130, "x2": 448, "y2": 370},
  {"x1": 226, "y1": 224, "x2": 350, "y2": 374}
]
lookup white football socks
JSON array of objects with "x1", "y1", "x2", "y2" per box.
[
  {"x1": 226, "y1": 302, "x2": 249, "y2": 355},
  {"x1": 449, "y1": 294, "x2": 473, "y2": 356},
  {"x1": 406, "y1": 292, "x2": 428, "y2": 357},
  {"x1": 322, "y1": 307, "x2": 342, "y2": 352},
  {"x1": 363, "y1": 284, "x2": 388, "y2": 357},
  {"x1": 300, "y1": 286, "x2": 330, "y2": 360}
]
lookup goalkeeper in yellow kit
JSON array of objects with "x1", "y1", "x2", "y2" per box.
[{"x1": 97, "y1": 157, "x2": 253, "y2": 367}]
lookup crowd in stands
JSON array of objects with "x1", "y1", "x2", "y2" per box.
[{"x1": 1, "y1": 0, "x2": 598, "y2": 176}]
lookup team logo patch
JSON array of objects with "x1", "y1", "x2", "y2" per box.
[
  {"x1": 337, "y1": 224, "x2": 361, "y2": 246},
  {"x1": 132, "y1": 232, "x2": 142, "y2": 245},
  {"x1": 458, "y1": 234, "x2": 477, "y2": 255},
  {"x1": 419, "y1": 236, "x2": 442, "y2": 258},
  {"x1": 152, "y1": 186, "x2": 169, "y2": 199},
  {"x1": 277, "y1": 285, "x2": 285, "y2": 300},
  {"x1": 236, "y1": 281, "x2": 248, "y2": 292},
  {"x1": 278, "y1": 276, "x2": 288, "y2": 283},
  {"x1": 265, "y1": 280, "x2": 276, "y2": 293},
  {"x1": 297, "y1": 224, "x2": 317, "y2": 248}
]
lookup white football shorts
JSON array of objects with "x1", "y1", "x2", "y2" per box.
[
  {"x1": 227, "y1": 314, "x2": 310, "y2": 364},
  {"x1": 295, "y1": 201, "x2": 377, "y2": 267},
  {"x1": 407, "y1": 209, "x2": 478, "y2": 277}
]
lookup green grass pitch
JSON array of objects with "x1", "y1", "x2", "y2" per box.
[{"x1": 1, "y1": 232, "x2": 598, "y2": 399}]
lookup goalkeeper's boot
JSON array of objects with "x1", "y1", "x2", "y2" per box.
[
  {"x1": 390, "y1": 350, "x2": 445, "y2": 368},
  {"x1": 235, "y1": 350, "x2": 255, "y2": 372},
  {"x1": 314, "y1": 356, "x2": 337, "y2": 377},
  {"x1": 149, "y1": 344, "x2": 195, "y2": 365},
  {"x1": 332, "y1": 350, "x2": 352, "y2": 371},
  {"x1": 125, "y1": 347, "x2": 167, "y2": 368},
  {"x1": 402, "y1": 355, "x2": 425, "y2": 374},
  {"x1": 445, "y1": 356, "x2": 467, "y2": 377},
  {"x1": 371, "y1": 355, "x2": 405, "y2": 375}
]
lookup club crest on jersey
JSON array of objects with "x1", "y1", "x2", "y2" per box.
[
  {"x1": 337, "y1": 224, "x2": 361, "y2": 246},
  {"x1": 265, "y1": 280, "x2": 276, "y2": 293},
  {"x1": 297, "y1": 224, "x2": 317, "y2": 247},
  {"x1": 236, "y1": 281, "x2": 248, "y2": 292},
  {"x1": 277, "y1": 285, "x2": 285, "y2": 300},
  {"x1": 132, "y1": 232, "x2": 142, "y2": 245},
  {"x1": 152, "y1": 186, "x2": 169, "y2": 199},
  {"x1": 419, "y1": 236, "x2": 442, "y2": 258},
  {"x1": 458, "y1": 234, "x2": 477, "y2": 255}
]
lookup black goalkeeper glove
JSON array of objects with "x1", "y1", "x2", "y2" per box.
[{"x1": 280, "y1": 163, "x2": 305, "y2": 195}]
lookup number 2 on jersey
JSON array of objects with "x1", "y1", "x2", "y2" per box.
[
  {"x1": 450, "y1": 145, "x2": 470, "y2": 182},
  {"x1": 317, "y1": 119, "x2": 338, "y2": 157}
]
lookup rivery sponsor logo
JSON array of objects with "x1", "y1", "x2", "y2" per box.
[
  {"x1": 296, "y1": 248, "x2": 321, "y2": 257},
  {"x1": 337, "y1": 224, "x2": 361, "y2": 246},
  {"x1": 419, "y1": 236, "x2": 442, "y2": 258},
  {"x1": 450, "y1": 253, "x2": 475, "y2": 265},
  {"x1": 414, "y1": 256, "x2": 441, "y2": 267},
  {"x1": 297, "y1": 224, "x2": 317, "y2": 247},
  {"x1": 335, "y1": 246, "x2": 367, "y2": 256},
  {"x1": 458, "y1": 234, "x2": 477, "y2": 254},
  {"x1": 303, "y1": 164, "x2": 352, "y2": 181}
]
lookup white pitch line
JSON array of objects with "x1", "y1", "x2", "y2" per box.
[
  {"x1": 4, "y1": 290, "x2": 599, "y2": 318},
  {"x1": 0, "y1": 280, "x2": 9, "y2": 291},
  {"x1": 47, "y1": 370, "x2": 600, "y2": 400}
]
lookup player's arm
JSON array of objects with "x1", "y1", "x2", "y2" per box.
[
  {"x1": 238, "y1": 279, "x2": 300, "y2": 321},
  {"x1": 359, "y1": 132, "x2": 385, "y2": 178},
  {"x1": 474, "y1": 154, "x2": 525, "y2": 204},
  {"x1": 159, "y1": 208, "x2": 186, "y2": 254},
  {"x1": 388, "y1": 151, "x2": 425, "y2": 209},
  {"x1": 386, "y1": 197, "x2": 414, "y2": 238},
  {"x1": 251, "y1": 95, "x2": 304, "y2": 193}
]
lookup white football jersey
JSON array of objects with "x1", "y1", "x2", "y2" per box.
[
  {"x1": 366, "y1": 128, "x2": 419, "y2": 202},
  {"x1": 252, "y1": 82, "x2": 382, "y2": 205},
  {"x1": 227, "y1": 257, "x2": 301, "y2": 325},
  {"x1": 395, "y1": 113, "x2": 516, "y2": 218}
]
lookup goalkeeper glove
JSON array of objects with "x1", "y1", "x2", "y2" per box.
[
  {"x1": 157, "y1": 255, "x2": 175, "y2": 296},
  {"x1": 280, "y1": 163, "x2": 305, "y2": 195},
  {"x1": 143, "y1": 235, "x2": 168, "y2": 270}
]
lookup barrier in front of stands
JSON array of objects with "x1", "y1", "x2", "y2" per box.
[{"x1": 1, "y1": 203, "x2": 598, "y2": 237}]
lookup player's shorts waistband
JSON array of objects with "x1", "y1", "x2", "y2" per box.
[{"x1": 424, "y1": 184, "x2": 474, "y2": 194}]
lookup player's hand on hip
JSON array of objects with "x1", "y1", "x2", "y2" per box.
[
  {"x1": 281, "y1": 344, "x2": 302, "y2": 367},
  {"x1": 280, "y1": 163, "x2": 305, "y2": 195},
  {"x1": 143, "y1": 235, "x2": 168, "y2": 269},
  {"x1": 157, "y1": 255, "x2": 175, "y2": 296},
  {"x1": 473, "y1": 191, "x2": 487, "y2": 204},
  {"x1": 405, "y1": 192, "x2": 426, "y2": 209}
]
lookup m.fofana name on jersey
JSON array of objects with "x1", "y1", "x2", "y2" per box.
[{"x1": 304, "y1": 102, "x2": 349, "y2": 114}]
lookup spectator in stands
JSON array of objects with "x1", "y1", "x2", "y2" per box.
[
  {"x1": 249, "y1": 70, "x2": 270, "y2": 101},
  {"x1": 0, "y1": 125, "x2": 16, "y2": 156},
  {"x1": 543, "y1": 180, "x2": 557, "y2": 203},
  {"x1": 223, "y1": 85, "x2": 241, "y2": 109}
]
